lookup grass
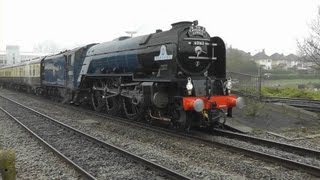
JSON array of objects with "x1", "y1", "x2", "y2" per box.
[
  {"x1": 263, "y1": 78, "x2": 320, "y2": 88},
  {"x1": 243, "y1": 98, "x2": 265, "y2": 117},
  {"x1": 261, "y1": 87, "x2": 320, "y2": 100},
  {"x1": 260, "y1": 78, "x2": 320, "y2": 100}
]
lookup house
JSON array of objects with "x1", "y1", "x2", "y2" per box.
[
  {"x1": 285, "y1": 54, "x2": 299, "y2": 69},
  {"x1": 252, "y1": 49, "x2": 272, "y2": 70},
  {"x1": 253, "y1": 50, "x2": 316, "y2": 71},
  {"x1": 270, "y1": 53, "x2": 286, "y2": 69}
]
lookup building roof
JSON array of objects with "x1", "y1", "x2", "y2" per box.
[
  {"x1": 270, "y1": 53, "x2": 285, "y2": 60},
  {"x1": 253, "y1": 50, "x2": 300, "y2": 62},
  {"x1": 253, "y1": 50, "x2": 269, "y2": 60},
  {"x1": 0, "y1": 51, "x2": 48, "y2": 56},
  {"x1": 285, "y1": 54, "x2": 299, "y2": 61},
  {"x1": 21, "y1": 52, "x2": 48, "y2": 56}
]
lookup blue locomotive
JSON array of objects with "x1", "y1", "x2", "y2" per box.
[{"x1": 0, "y1": 21, "x2": 239, "y2": 130}]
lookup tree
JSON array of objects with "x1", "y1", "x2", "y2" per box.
[
  {"x1": 226, "y1": 47, "x2": 258, "y2": 74},
  {"x1": 298, "y1": 7, "x2": 320, "y2": 67},
  {"x1": 33, "y1": 40, "x2": 60, "y2": 53}
]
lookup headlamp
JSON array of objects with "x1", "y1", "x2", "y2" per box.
[{"x1": 186, "y1": 77, "x2": 193, "y2": 95}]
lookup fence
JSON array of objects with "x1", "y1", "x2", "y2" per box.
[
  {"x1": 226, "y1": 69, "x2": 320, "y2": 114},
  {"x1": 226, "y1": 71, "x2": 261, "y2": 99},
  {"x1": 227, "y1": 70, "x2": 320, "y2": 101}
]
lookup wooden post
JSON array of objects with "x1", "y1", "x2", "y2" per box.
[
  {"x1": 0, "y1": 150, "x2": 16, "y2": 180},
  {"x1": 258, "y1": 66, "x2": 262, "y2": 101}
]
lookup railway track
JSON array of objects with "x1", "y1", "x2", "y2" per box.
[
  {"x1": 0, "y1": 95, "x2": 190, "y2": 180},
  {"x1": 1, "y1": 91, "x2": 320, "y2": 177},
  {"x1": 63, "y1": 103, "x2": 320, "y2": 177},
  {"x1": 211, "y1": 129, "x2": 320, "y2": 175},
  {"x1": 261, "y1": 97, "x2": 320, "y2": 112},
  {"x1": 213, "y1": 129, "x2": 320, "y2": 157},
  {"x1": 34, "y1": 98, "x2": 320, "y2": 177}
]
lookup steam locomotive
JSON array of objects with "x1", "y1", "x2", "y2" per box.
[{"x1": 0, "y1": 20, "x2": 240, "y2": 130}]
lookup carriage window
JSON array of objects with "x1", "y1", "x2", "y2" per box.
[
  {"x1": 67, "y1": 55, "x2": 72, "y2": 65},
  {"x1": 36, "y1": 67, "x2": 39, "y2": 76}
]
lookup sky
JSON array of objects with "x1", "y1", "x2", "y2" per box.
[{"x1": 0, "y1": 0, "x2": 319, "y2": 55}]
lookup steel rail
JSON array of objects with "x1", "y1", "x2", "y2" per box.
[
  {"x1": 1, "y1": 92, "x2": 320, "y2": 177},
  {"x1": 175, "y1": 132, "x2": 320, "y2": 177},
  {"x1": 213, "y1": 129, "x2": 320, "y2": 158},
  {"x1": 261, "y1": 96, "x2": 320, "y2": 112},
  {"x1": 0, "y1": 95, "x2": 191, "y2": 180},
  {"x1": 61, "y1": 105, "x2": 320, "y2": 177},
  {"x1": 58, "y1": 104, "x2": 320, "y2": 177},
  {"x1": 0, "y1": 106, "x2": 97, "y2": 180}
]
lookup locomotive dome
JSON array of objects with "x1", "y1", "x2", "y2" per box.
[{"x1": 171, "y1": 21, "x2": 193, "y2": 28}]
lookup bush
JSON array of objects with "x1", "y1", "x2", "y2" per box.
[
  {"x1": 244, "y1": 98, "x2": 264, "y2": 117},
  {"x1": 266, "y1": 74, "x2": 318, "y2": 80},
  {"x1": 313, "y1": 83, "x2": 320, "y2": 89},
  {"x1": 298, "y1": 84, "x2": 306, "y2": 89}
]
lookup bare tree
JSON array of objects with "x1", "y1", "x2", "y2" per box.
[
  {"x1": 298, "y1": 7, "x2": 320, "y2": 67},
  {"x1": 33, "y1": 40, "x2": 59, "y2": 53}
]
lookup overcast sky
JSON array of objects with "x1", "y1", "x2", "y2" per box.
[{"x1": 0, "y1": 0, "x2": 319, "y2": 55}]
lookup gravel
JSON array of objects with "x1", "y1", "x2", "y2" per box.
[
  {"x1": 232, "y1": 98, "x2": 320, "y2": 152},
  {"x1": 0, "y1": 97, "x2": 168, "y2": 179},
  {"x1": 0, "y1": 89, "x2": 318, "y2": 179},
  {"x1": 254, "y1": 130, "x2": 320, "y2": 151},
  {"x1": 210, "y1": 134, "x2": 320, "y2": 167},
  {"x1": 0, "y1": 107, "x2": 81, "y2": 179}
]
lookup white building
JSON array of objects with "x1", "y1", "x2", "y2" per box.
[
  {"x1": 6, "y1": 45, "x2": 20, "y2": 65},
  {"x1": 0, "y1": 51, "x2": 6, "y2": 66},
  {"x1": 0, "y1": 45, "x2": 46, "y2": 67},
  {"x1": 253, "y1": 50, "x2": 272, "y2": 70},
  {"x1": 253, "y1": 51, "x2": 316, "y2": 71}
]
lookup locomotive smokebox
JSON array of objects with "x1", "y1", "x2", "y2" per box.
[{"x1": 171, "y1": 21, "x2": 193, "y2": 29}]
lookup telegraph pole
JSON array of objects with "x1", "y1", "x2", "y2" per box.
[{"x1": 125, "y1": 31, "x2": 137, "y2": 37}]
